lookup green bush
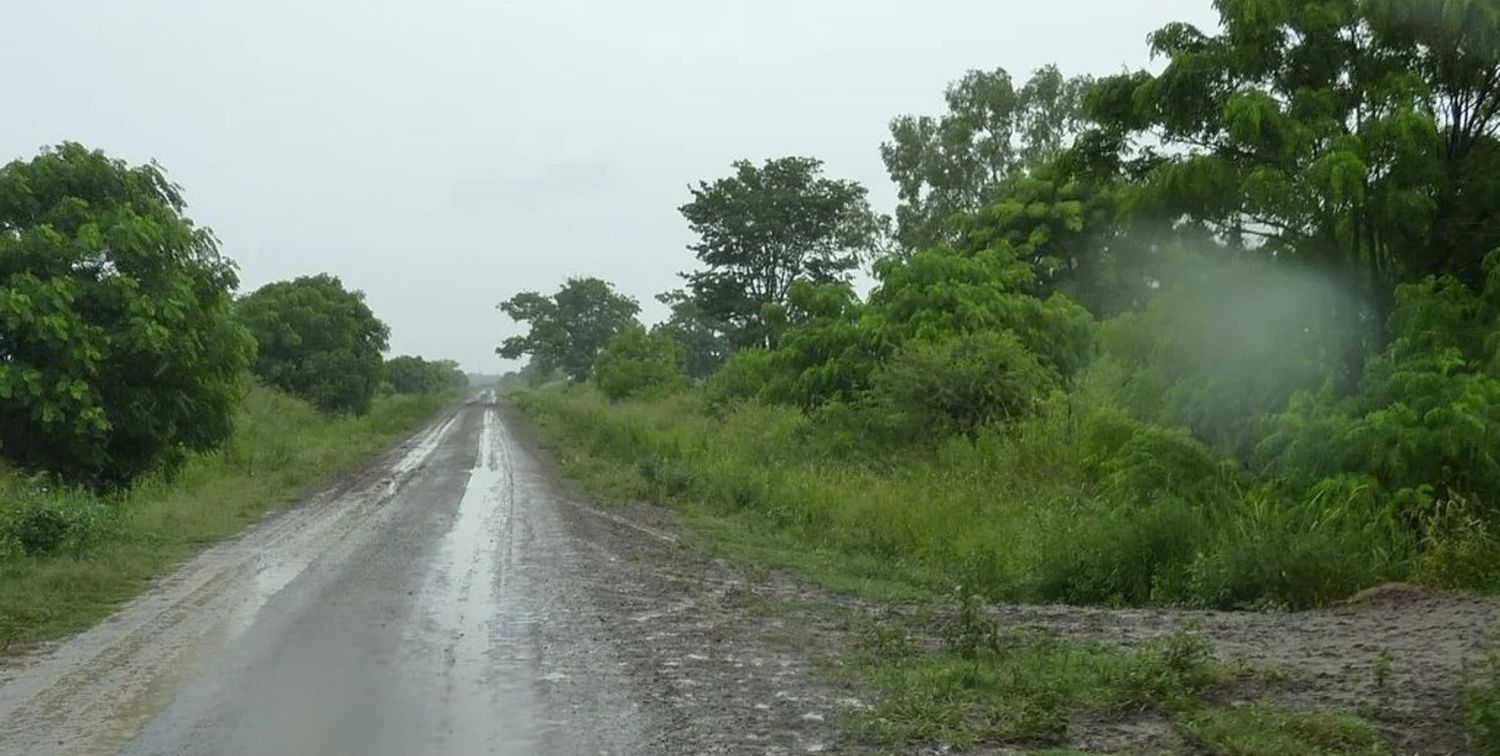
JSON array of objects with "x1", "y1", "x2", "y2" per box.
[
  {"x1": 869, "y1": 331, "x2": 1057, "y2": 442},
  {"x1": 593, "y1": 325, "x2": 690, "y2": 401},
  {"x1": 237, "y1": 274, "x2": 390, "y2": 414},
  {"x1": 704, "y1": 348, "x2": 776, "y2": 405},
  {"x1": 0, "y1": 143, "x2": 255, "y2": 486},
  {"x1": 384, "y1": 355, "x2": 467, "y2": 395}
]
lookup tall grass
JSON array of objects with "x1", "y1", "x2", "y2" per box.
[
  {"x1": 0, "y1": 384, "x2": 456, "y2": 646},
  {"x1": 515, "y1": 385, "x2": 1416, "y2": 609}
]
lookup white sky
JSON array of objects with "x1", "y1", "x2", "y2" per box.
[{"x1": 2, "y1": 0, "x2": 1218, "y2": 372}]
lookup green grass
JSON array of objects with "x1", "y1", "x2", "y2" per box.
[
  {"x1": 848, "y1": 629, "x2": 1223, "y2": 750},
  {"x1": 512, "y1": 385, "x2": 1407, "y2": 610},
  {"x1": 1177, "y1": 706, "x2": 1390, "y2": 755},
  {"x1": 1466, "y1": 655, "x2": 1500, "y2": 755},
  {"x1": 0, "y1": 384, "x2": 457, "y2": 646}
]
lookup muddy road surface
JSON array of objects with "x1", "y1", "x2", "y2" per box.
[{"x1": 0, "y1": 393, "x2": 843, "y2": 755}]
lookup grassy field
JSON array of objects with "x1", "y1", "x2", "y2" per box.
[{"x1": 0, "y1": 384, "x2": 457, "y2": 646}]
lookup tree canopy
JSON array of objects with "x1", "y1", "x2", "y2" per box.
[
  {"x1": 237, "y1": 274, "x2": 390, "y2": 415},
  {"x1": 1085, "y1": 0, "x2": 1500, "y2": 291},
  {"x1": 883, "y1": 66, "x2": 1092, "y2": 252},
  {"x1": 680, "y1": 156, "x2": 884, "y2": 349},
  {"x1": 0, "y1": 143, "x2": 255, "y2": 486},
  {"x1": 498, "y1": 277, "x2": 640, "y2": 382}
]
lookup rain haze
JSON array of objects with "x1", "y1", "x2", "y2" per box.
[{"x1": 2, "y1": 0, "x2": 1216, "y2": 372}]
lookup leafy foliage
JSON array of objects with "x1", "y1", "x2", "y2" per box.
[
  {"x1": 593, "y1": 325, "x2": 689, "y2": 401},
  {"x1": 868, "y1": 331, "x2": 1056, "y2": 443},
  {"x1": 1086, "y1": 0, "x2": 1500, "y2": 288},
  {"x1": 498, "y1": 277, "x2": 639, "y2": 382},
  {"x1": 652, "y1": 289, "x2": 730, "y2": 379},
  {"x1": 883, "y1": 66, "x2": 1093, "y2": 251},
  {"x1": 237, "y1": 274, "x2": 390, "y2": 415},
  {"x1": 384, "y1": 355, "x2": 467, "y2": 395},
  {"x1": 0, "y1": 143, "x2": 255, "y2": 486},
  {"x1": 680, "y1": 157, "x2": 884, "y2": 349}
]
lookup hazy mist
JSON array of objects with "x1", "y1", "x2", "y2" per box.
[{"x1": 2, "y1": 0, "x2": 1216, "y2": 371}]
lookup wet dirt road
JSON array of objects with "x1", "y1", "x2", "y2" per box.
[{"x1": 0, "y1": 393, "x2": 844, "y2": 755}]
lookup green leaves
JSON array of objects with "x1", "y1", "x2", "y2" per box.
[
  {"x1": 237, "y1": 274, "x2": 389, "y2": 415},
  {"x1": 384, "y1": 356, "x2": 467, "y2": 396},
  {"x1": 498, "y1": 277, "x2": 640, "y2": 383},
  {"x1": 882, "y1": 66, "x2": 1093, "y2": 252},
  {"x1": 0, "y1": 143, "x2": 253, "y2": 485},
  {"x1": 1090, "y1": 0, "x2": 1500, "y2": 287},
  {"x1": 593, "y1": 325, "x2": 689, "y2": 401},
  {"x1": 680, "y1": 157, "x2": 882, "y2": 349}
]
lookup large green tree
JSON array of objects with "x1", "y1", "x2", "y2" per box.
[
  {"x1": 0, "y1": 143, "x2": 255, "y2": 485},
  {"x1": 498, "y1": 277, "x2": 640, "y2": 382},
  {"x1": 882, "y1": 66, "x2": 1093, "y2": 251},
  {"x1": 680, "y1": 157, "x2": 884, "y2": 349},
  {"x1": 1086, "y1": 0, "x2": 1500, "y2": 291},
  {"x1": 237, "y1": 274, "x2": 390, "y2": 415}
]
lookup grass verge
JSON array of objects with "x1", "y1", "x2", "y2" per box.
[
  {"x1": 512, "y1": 384, "x2": 1407, "y2": 753},
  {"x1": 0, "y1": 384, "x2": 456, "y2": 647}
]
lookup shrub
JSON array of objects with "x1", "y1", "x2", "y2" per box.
[
  {"x1": 704, "y1": 348, "x2": 776, "y2": 405},
  {"x1": 237, "y1": 274, "x2": 390, "y2": 414},
  {"x1": 593, "y1": 325, "x2": 690, "y2": 401},
  {"x1": 384, "y1": 355, "x2": 466, "y2": 395},
  {"x1": 868, "y1": 331, "x2": 1057, "y2": 442}
]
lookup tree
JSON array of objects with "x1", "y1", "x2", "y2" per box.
[
  {"x1": 882, "y1": 66, "x2": 1093, "y2": 251},
  {"x1": 593, "y1": 325, "x2": 689, "y2": 401},
  {"x1": 652, "y1": 289, "x2": 730, "y2": 379},
  {"x1": 0, "y1": 143, "x2": 255, "y2": 485},
  {"x1": 385, "y1": 355, "x2": 467, "y2": 395},
  {"x1": 1086, "y1": 0, "x2": 1500, "y2": 291},
  {"x1": 237, "y1": 274, "x2": 390, "y2": 414},
  {"x1": 498, "y1": 277, "x2": 640, "y2": 382},
  {"x1": 680, "y1": 157, "x2": 883, "y2": 349}
]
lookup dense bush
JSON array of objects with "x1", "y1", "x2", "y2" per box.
[
  {"x1": 593, "y1": 325, "x2": 689, "y2": 401},
  {"x1": 868, "y1": 331, "x2": 1056, "y2": 442},
  {"x1": 0, "y1": 143, "x2": 255, "y2": 486},
  {"x1": 385, "y1": 355, "x2": 467, "y2": 395},
  {"x1": 237, "y1": 274, "x2": 389, "y2": 414}
]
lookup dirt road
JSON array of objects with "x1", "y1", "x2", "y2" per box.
[{"x1": 0, "y1": 393, "x2": 843, "y2": 755}]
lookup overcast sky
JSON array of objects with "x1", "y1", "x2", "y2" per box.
[{"x1": 3, "y1": 0, "x2": 1217, "y2": 372}]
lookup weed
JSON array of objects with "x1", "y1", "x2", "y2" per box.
[
  {"x1": 1373, "y1": 649, "x2": 1393, "y2": 704},
  {"x1": 1467, "y1": 655, "x2": 1500, "y2": 755},
  {"x1": 848, "y1": 631, "x2": 1223, "y2": 750},
  {"x1": 1177, "y1": 705, "x2": 1390, "y2": 755}
]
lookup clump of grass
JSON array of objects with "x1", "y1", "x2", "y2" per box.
[
  {"x1": 846, "y1": 628, "x2": 1222, "y2": 750},
  {"x1": 0, "y1": 384, "x2": 456, "y2": 645},
  {"x1": 1177, "y1": 705, "x2": 1390, "y2": 755},
  {"x1": 1466, "y1": 655, "x2": 1500, "y2": 755}
]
